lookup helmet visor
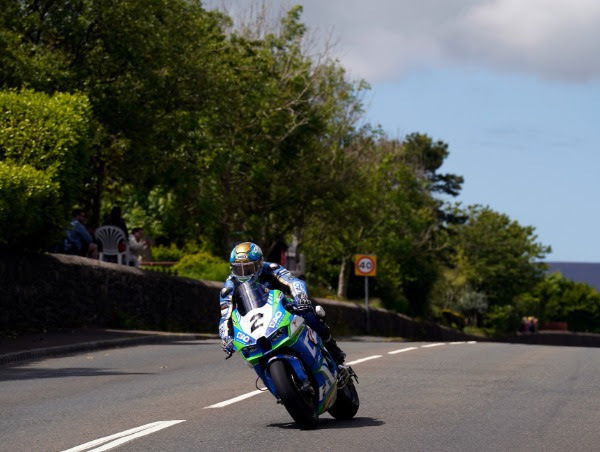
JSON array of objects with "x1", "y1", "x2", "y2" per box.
[{"x1": 231, "y1": 261, "x2": 261, "y2": 277}]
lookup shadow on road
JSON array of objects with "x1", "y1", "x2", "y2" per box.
[
  {"x1": 0, "y1": 367, "x2": 151, "y2": 381},
  {"x1": 268, "y1": 416, "x2": 385, "y2": 430}
]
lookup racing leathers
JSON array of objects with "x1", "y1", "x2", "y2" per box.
[{"x1": 219, "y1": 262, "x2": 346, "y2": 364}]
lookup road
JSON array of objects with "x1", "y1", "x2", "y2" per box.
[{"x1": 1, "y1": 339, "x2": 599, "y2": 452}]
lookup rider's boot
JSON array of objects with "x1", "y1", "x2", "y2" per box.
[{"x1": 323, "y1": 335, "x2": 346, "y2": 365}]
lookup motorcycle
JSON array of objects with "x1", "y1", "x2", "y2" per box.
[{"x1": 227, "y1": 281, "x2": 359, "y2": 429}]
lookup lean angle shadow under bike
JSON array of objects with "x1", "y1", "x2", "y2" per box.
[{"x1": 227, "y1": 281, "x2": 360, "y2": 429}]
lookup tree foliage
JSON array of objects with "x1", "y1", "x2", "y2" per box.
[
  {"x1": 518, "y1": 272, "x2": 600, "y2": 333},
  {"x1": 0, "y1": 1, "x2": 570, "y2": 328},
  {"x1": 447, "y1": 206, "x2": 550, "y2": 307}
]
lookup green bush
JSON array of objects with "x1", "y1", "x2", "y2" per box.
[
  {"x1": 173, "y1": 251, "x2": 230, "y2": 282},
  {"x1": 151, "y1": 242, "x2": 203, "y2": 262},
  {"x1": 522, "y1": 272, "x2": 600, "y2": 333},
  {"x1": 0, "y1": 161, "x2": 63, "y2": 250},
  {"x1": 485, "y1": 304, "x2": 520, "y2": 336},
  {"x1": 0, "y1": 89, "x2": 94, "y2": 206},
  {"x1": 151, "y1": 244, "x2": 186, "y2": 262}
]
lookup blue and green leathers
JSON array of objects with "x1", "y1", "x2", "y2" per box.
[
  {"x1": 219, "y1": 261, "x2": 311, "y2": 341},
  {"x1": 231, "y1": 282, "x2": 340, "y2": 416}
]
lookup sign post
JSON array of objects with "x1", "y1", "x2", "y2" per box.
[{"x1": 354, "y1": 254, "x2": 377, "y2": 333}]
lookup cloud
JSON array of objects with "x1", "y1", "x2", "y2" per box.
[{"x1": 295, "y1": 0, "x2": 600, "y2": 83}]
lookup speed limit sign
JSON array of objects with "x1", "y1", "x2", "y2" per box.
[{"x1": 354, "y1": 254, "x2": 377, "y2": 277}]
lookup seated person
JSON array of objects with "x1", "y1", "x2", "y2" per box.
[
  {"x1": 128, "y1": 227, "x2": 148, "y2": 267},
  {"x1": 63, "y1": 209, "x2": 98, "y2": 258}
]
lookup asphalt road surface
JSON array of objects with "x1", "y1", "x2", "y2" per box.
[{"x1": 1, "y1": 339, "x2": 599, "y2": 452}]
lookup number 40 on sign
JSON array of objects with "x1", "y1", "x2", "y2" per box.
[{"x1": 354, "y1": 254, "x2": 377, "y2": 277}]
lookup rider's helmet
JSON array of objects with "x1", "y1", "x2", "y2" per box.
[{"x1": 229, "y1": 242, "x2": 264, "y2": 283}]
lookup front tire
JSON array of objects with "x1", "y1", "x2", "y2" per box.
[{"x1": 268, "y1": 360, "x2": 318, "y2": 429}]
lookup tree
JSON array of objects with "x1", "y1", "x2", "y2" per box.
[
  {"x1": 303, "y1": 133, "x2": 457, "y2": 316},
  {"x1": 0, "y1": 0, "x2": 229, "y2": 223},
  {"x1": 520, "y1": 272, "x2": 600, "y2": 333},
  {"x1": 448, "y1": 206, "x2": 550, "y2": 307},
  {"x1": 182, "y1": 6, "x2": 371, "y2": 256}
]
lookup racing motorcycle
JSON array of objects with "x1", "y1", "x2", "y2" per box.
[{"x1": 227, "y1": 281, "x2": 359, "y2": 429}]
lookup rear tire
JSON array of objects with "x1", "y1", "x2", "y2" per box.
[
  {"x1": 268, "y1": 360, "x2": 318, "y2": 429},
  {"x1": 328, "y1": 380, "x2": 359, "y2": 420}
]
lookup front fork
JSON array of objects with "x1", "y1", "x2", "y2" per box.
[{"x1": 255, "y1": 354, "x2": 312, "y2": 399}]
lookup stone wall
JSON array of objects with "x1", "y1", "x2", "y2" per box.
[
  {"x1": 5, "y1": 252, "x2": 600, "y2": 346},
  {"x1": 0, "y1": 252, "x2": 219, "y2": 333},
  {"x1": 0, "y1": 252, "x2": 481, "y2": 341}
]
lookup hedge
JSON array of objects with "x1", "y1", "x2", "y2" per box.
[
  {"x1": 0, "y1": 89, "x2": 94, "y2": 250},
  {"x1": 0, "y1": 161, "x2": 62, "y2": 250},
  {"x1": 173, "y1": 251, "x2": 230, "y2": 282},
  {"x1": 0, "y1": 88, "x2": 93, "y2": 201}
]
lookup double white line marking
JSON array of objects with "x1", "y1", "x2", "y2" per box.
[{"x1": 62, "y1": 420, "x2": 185, "y2": 452}]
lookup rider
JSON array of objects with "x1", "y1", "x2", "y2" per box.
[{"x1": 219, "y1": 242, "x2": 346, "y2": 365}]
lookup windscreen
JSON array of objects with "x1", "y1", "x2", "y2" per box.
[{"x1": 236, "y1": 281, "x2": 268, "y2": 316}]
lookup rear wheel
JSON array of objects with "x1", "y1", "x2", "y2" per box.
[
  {"x1": 268, "y1": 360, "x2": 318, "y2": 429},
  {"x1": 328, "y1": 380, "x2": 359, "y2": 420}
]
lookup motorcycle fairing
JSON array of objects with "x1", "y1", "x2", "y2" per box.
[{"x1": 231, "y1": 287, "x2": 338, "y2": 414}]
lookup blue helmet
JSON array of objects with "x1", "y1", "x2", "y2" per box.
[{"x1": 229, "y1": 242, "x2": 264, "y2": 282}]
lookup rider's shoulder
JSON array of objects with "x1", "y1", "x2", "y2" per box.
[
  {"x1": 220, "y1": 277, "x2": 235, "y2": 298},
  {"x1": 262, "y1": 261, "x2": 278, "y2": 271},
  {"x1": 263, "y1": 262, "x2": 290, "y2": 273}
]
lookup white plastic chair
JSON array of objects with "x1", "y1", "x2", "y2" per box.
[{"x1": 95, "y1": 225, "x2": 128, "y2": 265}]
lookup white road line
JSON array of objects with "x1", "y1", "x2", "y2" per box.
[
  {"x1": 62, "y1": 420, "x2": 185, "y2": 452},
  {"x1": 204, "y1": 389, "x2": 266, "y2": 408},
  {"x1": 449, "y1": 341, "x2": 466, "y2": 344},
  {"x1": 346, "y1": 355, "x2": 382, "y2": 365},
  {"x1": 467, "y1": 341, "x2": 477, "y2": 344},
  {"x1": 205, "y1": 341, "x2": 477, "y2": 410},
  {"x1": 388, "y1": 346, "x2": 418, "y2": 354}
]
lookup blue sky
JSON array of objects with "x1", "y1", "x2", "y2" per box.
[
  {"x1": 210, "y1": 0, "x2": 600, "y2": 262},
  {"x1": 367, "y1": 68, "x2": 600, "y2": 262}
]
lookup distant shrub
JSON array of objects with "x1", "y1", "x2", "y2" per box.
[
  {"x1": 151, "y1": 244, "x2": 186, "y2": 262},
  {"x1": 173, "y1": 251, "x2": 230, "y2": 282},
  {"x1": 485, "y1": 304, "x2": 520, "y2": 336},
  {"x1": 522, "y1": 272, "x2": 600, "y2": 333},
  {"x1": 0, "y1": 161, "x2": 63, "y2": 250}
]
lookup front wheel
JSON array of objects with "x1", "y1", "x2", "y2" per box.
[
  {"x1": 268, "y1": 360, "x2": 318, "y2": 429},
  {"x1": 328, "y1": 380, "x2": 359, "y2": 420}
]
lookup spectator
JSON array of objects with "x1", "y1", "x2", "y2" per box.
[
  {"x1": 528, "y1": 316, "x2": 538, "y2": 333},
  {"x1": 63, "y1": 209, "x2": 98, "y2": 258},
  {"x1": 128, "y1": 227, "x2": 148, "y2": 267},
  {"x1": 103, "y1": 206, "x2": 128, "y2": 238}
]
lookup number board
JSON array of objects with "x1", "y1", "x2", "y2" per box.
[{"x1": 354, "y1": 254, "x2": 377, "y2": 277}]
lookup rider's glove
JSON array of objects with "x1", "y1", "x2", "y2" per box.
[
  {"x1": 221, "y1": 336, "x2": 234, "y2": 358},
  {"x1": 290, "y1": 293, "x2": 312, "y2": 312}
]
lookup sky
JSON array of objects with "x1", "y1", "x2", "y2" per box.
[{"x1": 209, "y1": 0, "x2": 600, "y2": 262}]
